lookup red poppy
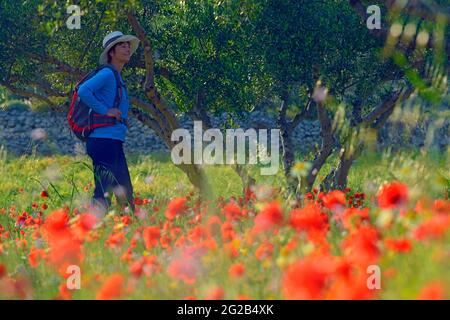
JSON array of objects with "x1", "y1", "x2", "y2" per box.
[
  {"x1": 174, "y1": 235, "x2": 187, "y2": 248},
  {"x1": 96, "y1": 274, "x2": 124, "y2": 300},
  {"x1": 224, "y1": 242, "x2": 239, "y2": 258},
  {"x1": 413, "y1": 214, "x2": 450, "y2": 240},
  {"x1": 205, "y1": 286, "x2": 225, "y2": 300},
  {"x1": 433, "y1": 199, "x2": 450, "y2": 214},
  {"x1": 28, "y1": 247, "x2": 46, "y2": 268},
  {"x1": 338, "y1": 207, "x2": 370, "y2": 231},
  {"x1": 229, "y1": 263, "x2": 245, "y2": 278},
  {"x1": 170, "y1": 226, "x2": 182, "y2": 239},
  {"x1": 322, "y1": 190, "x2": 346, "y2": 211},
  {"x1": 317, "y1": 192, "x2": 325, "y2": 201},
  {"x1": 43, "y1": 209, "x2": 69, "y2": 235},
  {"x1": 222, "y1": 202, "x2": 241, "y2": 220},
  {"x1": 221, "y1": 221, "x2": 236, "y2": 242},
  {"x1": 384, "y1": 237, "x2": 412, "y2": 253},
  {"x1": 121, "y1": 216, "x2": 132, "y2": 226},
  {"x1": 198, "y1": 237, "x2": 217, "y2": 251},
  {"x1": 282, "y1": 255, "x2": 335, "y2": 299},
  {"x1": 289, "y1": 203, "x2": 328, "y2": 236},
  {"x1": 143, "y1": 226, "x2": 161, "y2": 250},
  {"x1": 0, "y1": 263, "x2": 6, "y2": 278},
  {"x1": 56, "y1": 283, "x2": 72, "y2": 300},
  {"x1": 77, "y1": 213, "x2": 97, "y2": 231},
  {"x1": 168, "y1": 255, "x2": 199, "y2": 285},
  {"x1": 129, "y1": 259, "x2": 144, "y2": 278},
  {"x1": 305, "y1": 193, "x2": 314, "y2": 200},
  {"x1": 50, "y1": 237, "x2": 83, "y2": 266},
  {"x1": 255, "y1": 242, "x2": 274, "y2": 260},
  {"x1": 105, "y1": 232, "x2": 125, "y2": 248},
  {"x1": 341, "y1": 225, "x2": 380, "y2": 266},
  {"x1": 325, "y1": 273, "x2": 374, "y2": 300},
  {"x1": 377, "y1": 181, "x2": 409, "y2": 209},
  {"x1": 188, "y1": 226, "x2": 207, "y2": 243},
  {"x1": 262, "y1": 202, "x2": 283, "y2": 223},
  {"x1": 160, "y1": 235, "x2": 172, "y2": 249},
  {"x1": 206, "y1": 215, "x2": 222, "y2": 237},
  {"x1": 165, "y1": 197, "x2": 187, "y2": 220},
  {"x1": 418, "y1": 281, "x2": 445, "y2": 300},
  {"x1": 252, "y1": 201, "x2": 283, "y2": 234},
  {"x1": 243, "y1": 187, "x2": 256, "y2": 203}
]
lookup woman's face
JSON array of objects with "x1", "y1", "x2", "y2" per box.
[{"x1": 111, "y1": 41, "x2": 131, "y2": 63}]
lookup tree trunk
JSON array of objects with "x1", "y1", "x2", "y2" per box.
[
  {"x1": 334, "y1": 146, "x2": 359, "y2": 190},
  {"x1": 130, "y1": 106, "x2": 212, "y2": 197},
  {"x1": 188, "y1": 89, "x2": 256, "y2": 192},
  {"x1": 127, "y1": 10, "x2": 213, "y2": 197},
  {"x1": 177, "y1": 163, "x2": 213, "y2": 199},
  {"x1": 278, "y1": 90, "x2": 298, "y2": 193},
  {"x1": 321, "y1": 86, "x2": 415, "y2": 191},
  {"x1": 301, "y1": 101, "x2": 334, "y2": 193}
]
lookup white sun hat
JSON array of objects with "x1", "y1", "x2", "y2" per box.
[{"x1": 99, "y1": 31, "x2": 140, "y2": 65}]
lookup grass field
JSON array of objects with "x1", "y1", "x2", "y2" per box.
[{"x1": 0, "y1": 147, "x2": 449, "y2": 299}]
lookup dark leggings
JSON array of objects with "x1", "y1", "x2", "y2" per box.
[{"x1": 86, "y1": 137, "x2": 134, "y2": 212}]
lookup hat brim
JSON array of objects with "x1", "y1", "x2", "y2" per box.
[{"x1": 99, "y1": 35, "x2": 140, "y2": 65}]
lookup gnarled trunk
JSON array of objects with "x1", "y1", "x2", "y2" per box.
[
  {"x1": 277, "y1": 90, "x2": 299, "y2": 194},
  {"x1": 127, "y1": 10, "x2": 213, "y2": 197},
  {"x1": 300, "y1": 100, "x2": 334, "y2": 193}
]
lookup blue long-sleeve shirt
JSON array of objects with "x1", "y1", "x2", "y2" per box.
[{"x1": 77, "y1": 66, "x2": 129, "y2": 142}]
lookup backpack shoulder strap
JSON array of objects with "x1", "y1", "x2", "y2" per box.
[
  {"x1": 73, "y1": 65, "x2": 123, "y2": 110},
  {"x1": 100, "y1": 64, "x2": 122, "y2": 109},
  {"x1": 74, "y1": 69, "x2": 98, "y2": 91}
]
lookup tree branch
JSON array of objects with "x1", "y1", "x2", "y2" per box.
[
  {"x1": 129, "y1": 96, "x2": 172, "y2": 141},
  {"x1": 0, "y1": 80, "x2": 56, "y2": 108},
  {"x1": 301, "y1": 99, "x2": 335, "y2": 192},
  {"x1": 9, "y1": 75, "x2": 66, "y2": 98},
  {"x1": 362, "y1": 86, "x2": 415, "y2": 124},
  {"x1": 188, "y1": 88, "x2": 212, "y2": 128},
  {"x1": 288, "y1": 98, "x2": 312, "y2": 133},
  {"x1": 26, "y1": 52, "x2": 84, "y2": 79},
  {"x1": 128, "y1": 107, "x2": 164, "y2": 140},
  {"x1": 127, "y1": 10, "x2": 179, "y2": 132}
]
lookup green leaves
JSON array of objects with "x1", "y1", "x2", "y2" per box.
[{"x1": 1, "y1": 0, "x2": 446, "y2": 126}]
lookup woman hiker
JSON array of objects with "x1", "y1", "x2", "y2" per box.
[{"x1": 78, "y1": 31, "x2": 140, "y2": 214}]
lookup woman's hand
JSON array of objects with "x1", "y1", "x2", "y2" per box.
[{"x1": 107, "y1": 108, "x2": 122, "y2": 121}]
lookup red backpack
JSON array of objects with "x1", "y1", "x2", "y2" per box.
[{"x1": 67, "y1": 64, "x2": 122, "y2": 142}]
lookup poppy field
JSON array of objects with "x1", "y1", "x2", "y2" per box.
[{"x1": 0, "y1": 150, "x2": 448, "y2": 300}]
